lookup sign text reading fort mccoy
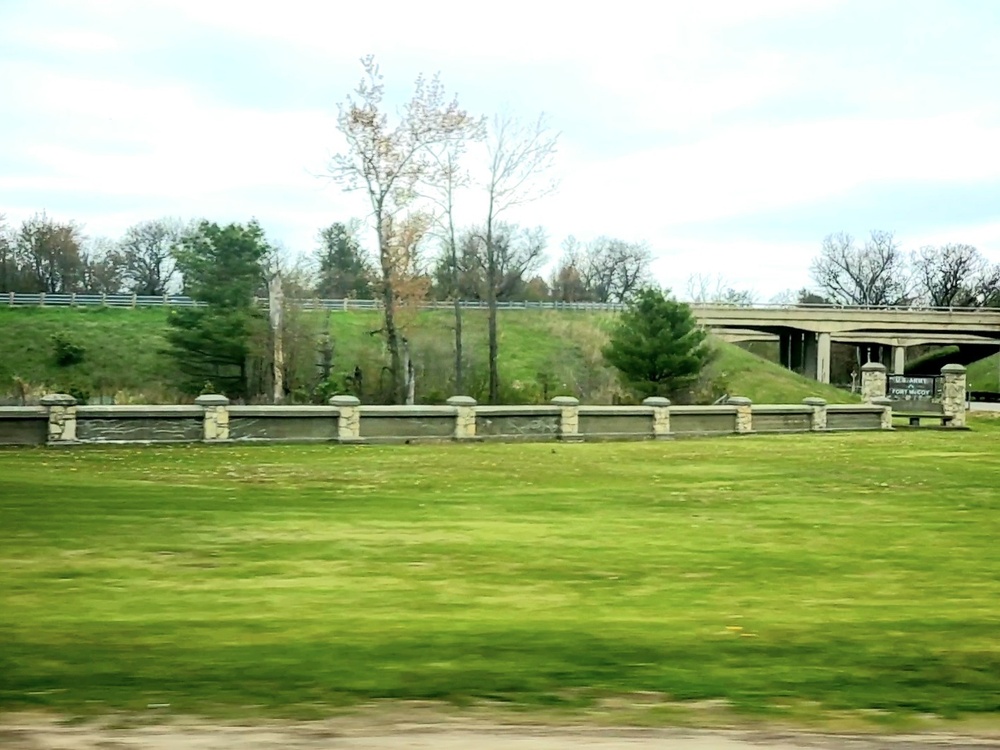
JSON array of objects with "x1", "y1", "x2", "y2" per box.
[{"x1": 887, "y1": 375, "x2": 938, "y2": 401}]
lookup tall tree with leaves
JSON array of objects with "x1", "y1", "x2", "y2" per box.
[
  {"x1": 481, "y1": 113, "x2": 559, "y2": 402},
  {"x1": 14, "y1": 213, "x2": 85, "y2": 293},
  {"x1": 165, "y1": 220, "x2": 269, "y2": 400},
  {"x1": 329, "y1": 55, "x2": 475, "y2": 403},
  {"x1": 603, "y1": 288, "x2": 712, "y2": 399},
  {"x1": 315, "y1": 220, "x2": 373, "y2": 299}
]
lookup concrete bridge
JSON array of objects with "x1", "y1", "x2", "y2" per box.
[{"x1": 696, "y1": 304, "x2": 1000, "y2": 383}]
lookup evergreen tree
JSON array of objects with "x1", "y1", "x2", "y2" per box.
[
  {"x1": 315, "y1": 222, "x2": 373, "y2": 299},
  {"x1": 603, "y1": 288, "x2": 712, "y2": 399},
  {"x1": 166, "y1": 220, "x2": 270, "y2": 399}
]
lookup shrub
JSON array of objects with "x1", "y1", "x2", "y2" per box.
[{"x1": 51, "y1": 334, "x2": 86, "y2": 368}]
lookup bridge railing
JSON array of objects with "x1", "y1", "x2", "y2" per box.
[{"x1": 1, "y1": 291, "x2": 994, "y2": 314}]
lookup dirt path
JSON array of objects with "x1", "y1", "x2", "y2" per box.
[{"x1": 3, "y1": 716, "x2": 1000, "y2": 750}]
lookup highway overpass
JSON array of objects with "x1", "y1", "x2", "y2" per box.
[{"x1": 693, "y1": 304, "x2": 1000, "y2": 383}]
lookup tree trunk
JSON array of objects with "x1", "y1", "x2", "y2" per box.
[
  {"x1": 268, "y1": 271, "x2": 284, "y2": 404},
  {"x1": 453, "y1": 297, "x2": 463, "y2": 395},
  {"x1": 486, "y1": 215, "x2": 499, "y2": 404},
  {"x1": 403, "y1": 337, "x2": 416, "y2": 405},
  {"x1": 382, "y1": 279, "x2": 404, "y2": 404},
  {"x1": 376, "y1": 212, "x2": 405, "y2": 404}
]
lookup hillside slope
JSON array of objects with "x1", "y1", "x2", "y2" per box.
[{"x1": 0, "y1": 307, "x2": 855, "y2": 405}]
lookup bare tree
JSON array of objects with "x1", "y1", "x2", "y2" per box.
[
  {"x1": 810, "y1": 230, "x2": 913, "y2": 307},
  {"x1": 329, "y1": 55, "x2": 475, "y2": 403},
  {"x1": 573, "y1": 237, "x2": 653, "y2": 303},
  {"x1": 0, "y1": 214, "x2": 24, "y2": 292},
  {"x1": 81, "y1": 237, "x2": 126, "y2": 294},
  {"x1": 119, "y1": 219, "x2": 183, "y2": 296},
  {"x1": 685, "y1": 273, "x2": 757, "y2": 305},
  {"x1": 481, "y1": 113, "x2": 559, "y2": 402},
  {"x1": 549, "y1": 236, "x2": 592, "y2": 302},
  {"x1": 459, "y1": 223, "x2": 547, "y2": 300},
  {"x1": 423, "y1": 119, "x2": 484, "y2": 395},
  {"x1": 912, "y1": 244, "x2": 1000, "y2": 308}
]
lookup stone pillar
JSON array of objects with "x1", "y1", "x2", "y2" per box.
[
  {"x1": 940, "y1": 363, "x2": 968, "y2": 428},
  {"x1": 552, "y1": 396, "x2": 582, "y2": 441},
  {"x1": 195, "y1": 394, "x2": 229, "y2": 441},
  {"x1": 643, "y1": 396, "x2": 671, "y2": 439},
  {"x1": 803, "y1": 397, "x2": 827, "y2": 431},
  {"x1": 447, "y1": 396, "x2": 477, "y2": 440},
  {"x1": 330, "y1": 395, "x2": 362, "y2": 442},
  {"x1": 872, "y1": 396, "x2": 894, "y2": 430},
  {"x1": 860, "y1": 362, "x2": 887, "y2": 403},
  {"x1": 892, "y1": 345, "x2": 906, "y2": 375},
  {"x1": 728, "y1": 396, "x2": 753, "y2": 434},
  {"x1": 40, "y1": 393, "x2": 77, "y2": 444}
]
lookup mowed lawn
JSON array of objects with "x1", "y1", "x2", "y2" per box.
[{"x1": 2, "y1": 423, "x2": 999, "y2": 724}]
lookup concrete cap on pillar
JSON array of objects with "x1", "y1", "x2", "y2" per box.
[
  {"x1": 551, "y1": 396, "x2": 580, "y2": 406},
  {"x1": 330, "y1": 395, "x2": 361, "y2": 407},
  {"x1": 871, "y1": 397, "x2": 892, "y2": 406},
  {"x1": 861, "y1": 362, "x2": 887, "y2": 372},
  {"x1": 40, "y1": 393, "x2": 77, "y2": 406},
  {"x1": 446, "y1": 396, "x2": 477, "y2": 406},
  {"x1": 802, "y1": 397, "x2": 827, "y2": 406},
  {"x1": 642, "y1": 397, "x2": 671, "y2": 407},
  {"x1": 941, "y1": 363, "x2": 967, "y2": 374},
  {"x1": 726, "y1": 396, "x2": 752, "y2": 406},
  {"x1": 195, "y1": 394, "x2": 229, "y2": 406}
]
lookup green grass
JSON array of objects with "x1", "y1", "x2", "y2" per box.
[
  {"x1": 968, "y1": 353, "x2": 1000, "y2": 392},
  {"x1": 3, "y1": 421, "x2": 1000, "y2": 725},
  {"x1": 0, "y1": 307, "x2": 856, "y2": 405}
]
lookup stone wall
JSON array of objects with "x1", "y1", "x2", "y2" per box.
[{"x1": 0, "y1": 392, "x2": 914, "y2": 447}]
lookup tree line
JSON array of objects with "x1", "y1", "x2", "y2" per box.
[{"x1": 804, "y1": 229, "x2": 1000, "y2": 308}]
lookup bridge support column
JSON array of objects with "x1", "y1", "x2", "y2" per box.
[
  {"x1": 802, "y1": 333, "x2": 831, "y2": 384},
  {"x1": 892, "y1": 345, "x2": 906, "y2": 375},
  {"x1": 790, "y1": 333, "x2": 806, "y2": 374}
]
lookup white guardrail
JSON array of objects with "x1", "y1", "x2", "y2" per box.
[{"x1": 0, "y1": 291, "x2": 994, "y2": 314}]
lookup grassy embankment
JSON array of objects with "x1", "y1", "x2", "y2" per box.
[
  {"x1": 1, "y1": 421, "x2": 999, "y2": 727},
  {"x1": 968, "y1": 353, "x2": 1000, "y2": 391},
  {"x1": 0, "y1": 307, "x2": 857, "y2": 404}
]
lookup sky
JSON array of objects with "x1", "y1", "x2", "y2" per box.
[{"x1": 1, "y1": 0, "x2": 999, "y2": 299}]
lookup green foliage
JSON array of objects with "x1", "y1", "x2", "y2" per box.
[
  {"x1": 315, "y1": 222, "x2": 373, "y2": 299},
  {"x1": 165, "y1": 221, "x2": 270, "y2": 400},
  {"x1": 172, "y1": 220, "x2": 269, "y2": 306},
  {"x1": 51, "y1": 333, "x2": 85, "y2": 367},
  {"x1": 1, "y1": 429, "x2": 999, "y2": 721},
  {"x1": 0, "y1": 307, "x2": 863, "y2": 405},
  {"x1": 603, "y1": 288, "x2": 712, "y2": 399}
]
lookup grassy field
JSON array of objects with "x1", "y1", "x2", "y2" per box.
[
  {"x1": 2, "y1": 419, "x2": 999, "y2": 726},
  {"x1": 0, "y1": 307, "x2": 857, "y2": 405}
]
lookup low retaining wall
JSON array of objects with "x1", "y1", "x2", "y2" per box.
[{"x1": 0, "y1": 393, "x2": 909, "y2": 448}]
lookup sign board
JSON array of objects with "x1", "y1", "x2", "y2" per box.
[{"x1": 887, "y1": 375, "x2": 938, "y2": 402}]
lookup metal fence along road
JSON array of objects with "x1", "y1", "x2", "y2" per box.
[{"x1": 2, "y1": 292, "x2": 995, "y2": 315}]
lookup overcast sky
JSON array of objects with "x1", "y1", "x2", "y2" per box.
[{"x1": 2, "y1": 0, "x2": 999, "y2": 298}]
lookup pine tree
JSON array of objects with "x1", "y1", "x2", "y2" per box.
[
  {"x1": 165, "y1": 221, "x2": 269, "y2": 399},
  {"x1": 315, "y1": 222, "x2": 373, "y2": 299},
  {"x1": 603, "y1": 288, "x2": 712, "y2": 399}
]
